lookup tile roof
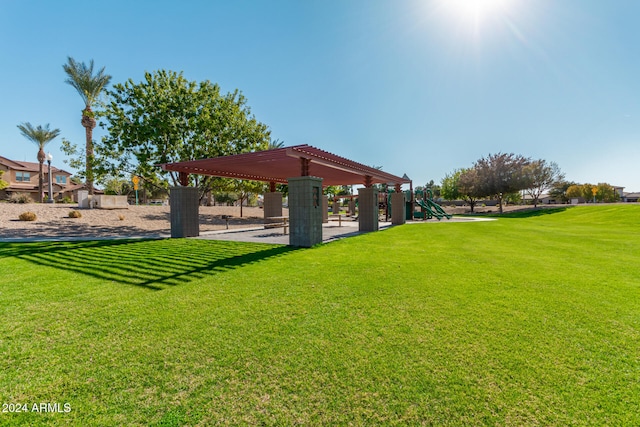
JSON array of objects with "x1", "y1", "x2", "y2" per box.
[{"x1": 0, "y1": 155, "x2": 72, "y2": 175}]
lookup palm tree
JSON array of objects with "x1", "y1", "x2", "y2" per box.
[
  {"x1": 62, "y1": 57, "x2": 111, "y2": 195},
  {"x1": 267, "y1": 138, "x2": 285, "y2": 149},
  {"x1": 17, "y1": 123, "x2": 60, "y2": 202}
]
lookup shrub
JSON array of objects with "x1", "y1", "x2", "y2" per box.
[
  {"x1": 61, "y1": 196, "x2": 73, "y2": 204},
  {"x1": 18, "y1": 211, "x2": 37, "y2": 221},
  {"x1": 68, "y1": 210, "x2": 82, "y2": 218},
  {"x1": 10, "y1": 193, "x2": 33, "y2": 204}
]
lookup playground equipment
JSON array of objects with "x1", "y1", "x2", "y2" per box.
[
  {"x1": 413, "y1": 188, "x2": 452, "y2": 220},
  {"x1": 380, "y1": 186, "x2": 451, "y2": 221}
]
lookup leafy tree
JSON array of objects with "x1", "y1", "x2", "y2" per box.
[
  {"x1": 98, "y1": 70, "x2": 270, "y2": 198},
  {"x1": 60, "y1": 137, "x2": 107, "y2": 186},
  {"x1": 440, "y1": 170, "x2": 463, "y2": 201},
  {"x1": 441, "y1": 168, "x2": 484, "y2": 211},
  {"x1": 566, "y1": 184, "x2": 585, "y2": 201},
  {"x1": 103, "y1": 176, "x2": 132, "y2": 195},
  {"x1": 425, "y1": 179, "x2": 441, "y2": 198},
  {"x1": 579, "y1": 183, "x2": 599, "y2": 202},
  {"x1": 63, "y1": 57, "x2": 111, "y2": 195},
  {"x1": 504, "y1": 192, "x2": 522, "y2": 205},
  {"x1": 524, "y1": 160, "x2": 565, "y2": 207},
  {"x1": 17, "y1": 122, "x2": 60, "y2": 202},
  {"x1": 596, "y1": 183, "x2": 619, "y2": 203},
  {"x1": 0, "y1": 170, "x2": 8, "y2": 190},
  {"x1": 457, "y1": 167, "x2": 484, "y2": 212},
  {"x1": 565, "y1": 183, "x2": 617, "y2": 203},
  {"x1": 324, "y1": 186, "x2": 351, "y2": 197},
  {"x1": 473, "y1": 153, "x2": 531, "y2": 213},
  {"x1": 549, "y1": 180, "x2": 577, "y2": 204},
  {"x1": 229, "y1": 179, "x2": 265, "y2": 217}
]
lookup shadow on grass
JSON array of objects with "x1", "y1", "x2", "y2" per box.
[
  {"x1": 489, "y1": 206, "x2": 572, "y2": 218},
  {"x1": 0, "y1": 219, "x2": 168, "y2": 239},
  {"x1": 458, "y1": 206, "x2": 573, "y2": 219},
  {"x1": 0, "y1": 239, "x2": 298, "y2": 291}
]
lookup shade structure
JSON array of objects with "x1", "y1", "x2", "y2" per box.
[{"x1": 160, "y1": 145, "x2": 411, "y2": 187}]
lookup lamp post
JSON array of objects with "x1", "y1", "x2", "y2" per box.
[{"x1": 46, "y1": 152, "x2": 54, "y2": 204}]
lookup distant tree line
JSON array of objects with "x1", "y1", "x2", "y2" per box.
[{"x1": 439, "y1": 153, "x2": 619, "y2": 213}]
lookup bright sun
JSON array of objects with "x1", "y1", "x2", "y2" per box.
[{"x1": 441, "y1": 0, "x2": 511, "y2": 28}]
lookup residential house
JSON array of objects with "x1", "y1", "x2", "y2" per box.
[
  {"x1": 0, "y1": 155, "x2": 81, "y2": 201},
  {"x1": 622, "y1": 192, "x2": 640, "y2": 203}
]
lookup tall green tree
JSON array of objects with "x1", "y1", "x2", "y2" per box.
[
  {"x1": 440, "y1": 170, "x2": 463, "y2": 201},
  {"x1": 473, "y1": 153, "x2": 531, "y2": 213},
  {"x1": 566, "y1": 184, "x2": 586, "y2": 201},
  {"x1": 442, "y1": 168, "x2": 483, "y2": 212},
  {"x1": 549, "y1": 180, "x2": 577, "y2": 204},
  {"x1": 63, "y1": 57, "x2": 111, "y2": 195},
  {"x1": 524, "y1": 159, "x2": 565, "y2": 207},
  {"x1": 457, "y1": 168, "x2": 484, "y2": 213},
  {"x1": 595, "y1": 183, "x2": 619, "y2": 203},
  {"x1": 231, "y1": 179, "x2": 266, "y2": 217},
  {"x1": 17, "y1": 122, "x2": 60, "y2": 202},
  {"x1": 98, "y1": 70, "x2": 270, "y2": 199}
]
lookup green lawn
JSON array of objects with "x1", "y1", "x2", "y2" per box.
[{"x1": 1, "y1": 205, "x2": 639, "y2": 425}]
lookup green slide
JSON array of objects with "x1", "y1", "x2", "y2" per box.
[{"x1": 415, "y1": 198, "x2": 452, "y2": 220}]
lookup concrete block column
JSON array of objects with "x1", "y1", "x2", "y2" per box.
[
  {"x1": 170, "y1": 186, "x2": 200, "y2": 238},
  {"x1": 322, "y1": 195, "x2": 329, "y2": 223},
  {"x1": 332, "y1": 200, "x2": 340, "y2": 215},
  {"x1": 391, "y1": 192, "x2": 406, "y2": 225},
  {"x1": 288, "y1": 176, "x2": 323, "y2": 247},
  {"x1": 358, "y1": 187, "x2": 379, "y2": 232},
  {"x1": 263, "y1": 191, "x2": 283, "y2": 224}
]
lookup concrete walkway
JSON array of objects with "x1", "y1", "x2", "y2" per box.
[
  {"x1": 194, "y1": 216, "x2": 494, "y2": 245},
  {"x1": 195, "y1": 219, "x2": 393, "y2": 245}
]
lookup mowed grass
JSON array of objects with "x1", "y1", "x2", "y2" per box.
[{"x1": 1, "y1": 205, "x2": 639, "y2": 425}]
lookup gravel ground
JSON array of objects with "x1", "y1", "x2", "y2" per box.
[{"x1": 0, "y1": 203, "x2": 276, "y2": 240}]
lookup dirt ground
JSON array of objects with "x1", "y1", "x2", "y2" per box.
[{"x1": 0, "y1": 203, "x2": 277, "y2": 239}]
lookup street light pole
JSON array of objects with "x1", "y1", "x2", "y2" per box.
[{"x1": 47, "y1": 152, "x2": 54, "y2": 204}]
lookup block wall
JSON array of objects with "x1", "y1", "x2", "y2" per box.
[
  {"x1": 358, "y1": 187, "x2": 379, "y2": 232},
  {"x1": 170, "y1": 186, "x2": 200, "y2": 238},
  {"x1": 263, "y1": 192, "x2": 283, "y2": 224},
  {"x1": 288, "y1": 176, "x2": 323, "y2": 247},
  {"x1": 391, "y1": 192, "x2": 406, "y2": 225}
]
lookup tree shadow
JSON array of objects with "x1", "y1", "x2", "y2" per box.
[
  {"x1": 0, "y1": 239, "x2": 299, "y2": 291},
  {"x1": 488, "y1": 206, "x2": 572, "y2": 218},
  {"x1": 1, "y1": 218, "x2": 168, "y2": 239}
]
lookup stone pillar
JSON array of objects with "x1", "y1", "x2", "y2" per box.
[
  {"x1": 288, "y1": 176, "x2": 323, "y2": 247},
  {"x1": 391, "y1": 192, "x2": 406, "y2": 225},
  {"x1": 358, "y1": 187, "x2": 379, "y2": 232},
  {"x1": 263, "y1": 191, "x2": 283, "y2": 224},
  {"x1": 349, "y1": 199, "x2": 356, "y2": 217},
  {"x1": 170, "y1": 186, "x2": 199, "y2": 238},
  {"x1": 332, "y1": 200, "x2": 340, "y2": 215},
  {"x1": 322, "y1": 195, "x2": 329, "y2": 223}
]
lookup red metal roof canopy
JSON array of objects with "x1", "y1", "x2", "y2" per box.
[{"x1": 160, "y1": 145, "x2": 411, "y2": 187}]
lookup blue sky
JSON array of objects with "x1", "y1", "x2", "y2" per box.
[{"x1": 1, "y1": 0, "x2": 639, "y2": 191}]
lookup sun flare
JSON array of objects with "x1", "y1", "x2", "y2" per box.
[{"x1": 440, "y1": 0, "x2": 511, "y2": 28}]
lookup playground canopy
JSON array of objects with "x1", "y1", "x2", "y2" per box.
[{"x1": 160, "y1": 144, "x2": 411, "y2": 187}]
